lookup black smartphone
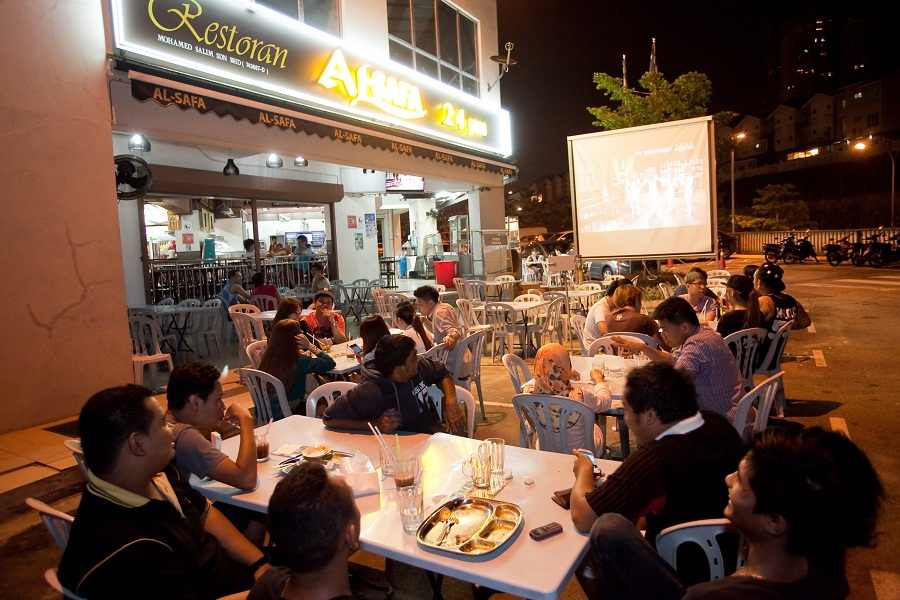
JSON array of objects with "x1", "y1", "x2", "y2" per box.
[
  {"x1": 349, "y1": 343, "x2": 363, "y2": 355},
  {"x1": 551, "y1": 488, "x2": 572, "y2": 510},
  {"x1": 529, "y1": 522, "x2": 563, "y2": 541}
]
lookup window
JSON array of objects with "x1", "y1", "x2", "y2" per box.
[
  {"x1": 388, "y1": 0, "x2": 480, "y2": 96},
  {"x1": 255, "y1": 0, "x2": 340, "y2": 36}
]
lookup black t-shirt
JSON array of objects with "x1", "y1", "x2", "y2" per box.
[
  {"x1": 717, "y1": 309, "x2": 748, "y2": 338},
  {"x1": 684, "y1": 568, "x2": 849, "y2": 600},
  {"x1": 323, "y1": 357, "x2": 450, "y2": 433},
  {"x1": 248, "y1": 567, "x2": 361, "y2": 600}
]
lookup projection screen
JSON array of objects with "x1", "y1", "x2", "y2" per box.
[{"x1": 568, "y1": 116, "x2": 717, "y2": 260}]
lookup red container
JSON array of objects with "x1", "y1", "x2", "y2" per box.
[{"x1": 433, "y1": 260, "x2": 458, "y2": 288}]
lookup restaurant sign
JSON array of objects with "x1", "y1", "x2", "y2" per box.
[{"x1": 110, "y1": 0, "x2": 512, "y2": 157}]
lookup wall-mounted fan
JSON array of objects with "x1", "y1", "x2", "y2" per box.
[{"x1": 114, "y1": 154, "x2": 152, "y2": 200}]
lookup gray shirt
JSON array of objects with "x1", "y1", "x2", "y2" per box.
[{"x1": 170, "y1": 420, "x2": 228, "y2": 480}]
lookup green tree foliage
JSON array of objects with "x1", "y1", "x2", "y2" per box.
[{"x1": 735, "y1": 184, "x2": 814, "y2": 230}]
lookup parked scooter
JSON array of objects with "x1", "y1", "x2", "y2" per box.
[
  {"x1": 823, "y1": 234, "x2": 862, "y2": 266},
  {"x1": 861, "y1": 227, "x2": 900, "y2": 267},
  {"x1": 763, "y1": 231, "x2": 818, "y2": 264}
]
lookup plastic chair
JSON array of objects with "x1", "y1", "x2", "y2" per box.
[
  {"x1": 278, "y1": 287, "x2": 292, "y2": 296},
  {"x1": 514, "y1": 293, "x2": 542, "y2": 303},
  {"x1": 656, "y1": 518, "x2": 745, "y2": 581},
  {"x1": 502, "y1": 353, "x2": 531, "y2": 394},
  {"x1": 452, "y1": 277, "x2": 467, "y2": 295},
  {"x1": 587, "y1": 337, "x2": 619, "y2": 356},
  {"x1": 384, "y1": 292, "x2": 409, "y2": 324},
  {"x1": 250, "y1": 295, "x2": 278, "y2": 311},
  {"x1": 456, "y1": 299, "x2": 483, "y2": 329},
  {"x1": 128, "y1": 313, "x2": 174, "y2": 385},
  {"x1": 706, "y1": 270, "x2": 731, "y2": 280},
  {"x1": 230, "y1": 310, "x2": 266, "y2": 355},
  {"x1": 754, "y1": 320, "x2": 793, "y2": 416},
  {"x1": 25, "y1": 497, "x2": 74, "y2": 551},
  {"x1": 241, "y1": 368, "x2": 291, "y2": 424},
  {"x1": 44, "y1": 568, "x2": 86, "y2": 600},
  {"x1": 512, "y1": 393, "x2": 598, "y2": 455},
  {"x1": 434, "y1": 284, "x2": 447, "y2": 293},
  {"x1": 63, "y1": 439, "x2": 87, "y2": 478},
  {"x1": 177, "y1": 298, "x2": 202, "y2": 307},
  {"x1": 157, "y1": 297, "x2": 175, "y2": 306},
  {"x1": 484, "y1": 302, "x2": 527, "y2": 363},
  {"x1": 723, "y1": 328, "x2": 766, "y2": 391},
  {"x1": 658, "y1": 282, "x2": 674, "y2": 299},
  {"x1": 191, "y1": 306, "x2": 223, "y2": 358},
  {"x1": 570, "y1": 314, "x2": 589, "y2": 356},
  {"x1": 600, "y1": 332, "x2": 660, "y2": 350},
  {"x1": 531, "y1": 298, "x2": 564, "y2": 346},
  {"x1": 708, "y1": 283, "x2": 727, "y2": 299},
  {"x1": 732, "y1": 371, "x2": 783, "y2": 443},
  {"x1": 454, "y1": 385, "x2": 477, "y2": 438},
  {"x1": 306, "y1": 381, "x2": 357, "y2": 418},
  {"x1": 577, "y1": 283, "x2": 604, "y2": 292},
  {"x1": 447, "y1": 329, "x2": 488, "y2": 419},
  {"x1": 203, "y1": 298, "x2": 223, "y2": 308},
  {"x1": 229, "y1": 303, "x2": 261, "y2": 315},
  {"x1": 465, "y1": 280, "x2": 489, "y2": 302},
  {"x1": 245, "y1": 339, "x2": 268, "y2": 369},
  {"x1": 420, "y1": 342, "x2": 449, "y2": 363}
]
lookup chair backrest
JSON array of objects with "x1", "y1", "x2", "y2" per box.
[
  {"x1": 463, "y1": 280, "x2": 487, "y2": 301},
  {"x1": 231, "y1": 312, "x2": 266, "y2": 352},
  {"x1": 241, "y1": 368, "x2": 291, "y2": 424},
  {"x1": 577, "y1": 283, "x2": 603, "y2": 292},
  {"x1": 203, "y1": 298, "x2": 223, "y2": 307},
  {"x1": 708, "y1": 283, "x2": 727, "y2": 299},
  {"x1": 600, "y1": 332, "x2": 660, "y2": 349},
  {"x1": 455, "y1": 299, "x2": 482, "y2": 329},
  {"x1": 63, "y1": 439, "x2": 87, "y2": 478},
  {"x1": 494, "y1": 274, "x2": 516, "y2": 283},
  {"x1": 447, "y1": 329, "x2": 487, "y2": 383},
  {"x1": 452, "y1": 277, "x2": 466, "y2": 295},
  {"x1": 278, "y1": 286, "x2": 292, "y2": 295},
  {"x1": 483, "y1": 302, "x2": 518, "y2": 333},
  {"x1": 570, "y1": 314, "x2": 588, "y2": 356},
  {"x1": 706, "y1": 269, "x2": 731, "y2": 280},
  {"x1": 756, "y1": 320, "x2": 793, "y2": 375},
  {"x1": 587, "y1": 337, "x2": 619, "y2": 356},
  {"x1": 454, "y1": 385, "x2": 477, "y2": 438},
  {"x1": 245, "y1": 339, "x2": 268, "y2": 368},
  {"x1": 434, "y1": 284, "x2": 447, "y2": 293},
  {"x1": 514, "y1": 293, "x2": 542, "y2": 303},
  {"x1": 127, "y1": 313, "x2": 165, "y2": 356},
  {"x1": 384, "y1": 292, "x2": 409, "y2": 323},
  {"x1": 44, "y1": 568, "x2": 86, "y2": 600},
  {"x1": 732, "y1": 371, "x2": 783, "y2": 443},
  {"x1": 177, "y1": 298, "x2": 202, "y2": 307},
  {"x1": 157, "y1": 297, "x2": 175, "y2": 306},
  {"x1": 502, "y1": 353, "x2": 531, "y2": 394},
  {"x1": 250, "y1": 294, "x2": 279, "y2": 311},
  {"x1": 512, "y1": 393, "x2": 598, "y2": 455},
  {"x1": 723, "y1": 328, "x2": 766, "y2": 391},
  {"x1": 306, "y1": 381, "x2": 358, "y2": 418},
  {"x1": 658, "y1": 282, "x2": 673, "y2": 299},
  {"x1": 25, "y1": 497, "x2": 74, "y2": 551},
  {"x1": 420, "y1": 342, "x2": 449, "y2": 363},
  {"x1": 229, "y1": 303, "x2": 261, "y2": 315},
  {"x1": 655, "y1": 518, "x2": 744, "y2": 581},
  {"x1": 351, "y1": 278, "x2": 370, "y2": 287}
]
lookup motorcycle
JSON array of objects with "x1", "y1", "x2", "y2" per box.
[
  {"x1": 823, "y1": 235, "x2": 862, "y2": 267},
  {"x1": 861, "y1": 228, "x2": 900, "y2": 267},
  {"x1": 763, "y1": 232, "x2": 818, "y2": 264}
]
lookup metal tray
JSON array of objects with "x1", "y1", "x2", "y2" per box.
[{"x1": 416, "y1": 496, "x2": 523, "y2": 557}]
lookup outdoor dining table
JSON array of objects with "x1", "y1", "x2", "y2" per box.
[
  {"x1": 129, "y1": 304, "x2": 219, "y2": 354},
  {"x1": 191, "y1": 415, "x2": 620, "y2": 600},
  {"x1": 250, "y1": 308, "x2": 322, "y2": 322},
  {"x1": 484, "y1": 279, "x2": 521, "y2": 301},
  {"x1": 324, "y1": 328, "x2": 402, "y2": 376},
  {"x1": 472, "y1": 299, "x2": 551, "y2": 358},
  {"x1": 342, "y1": 284, "x2": 374, "y2": 321}
]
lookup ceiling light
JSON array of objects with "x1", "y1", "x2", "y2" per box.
[
  {"x1": 128, "y1": 134, "x2": 151, "y2": 152},
  {"x1": 223, "y1": 158, "x2": 240, "y2": 176},
  {"x1": 294, "y1": 156, "x2": 309, "y2": 167},
  {"x1": 266, "y1": 153, "x2": 283, "y2": 168}
]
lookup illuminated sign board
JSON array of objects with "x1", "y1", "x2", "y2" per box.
[{"x1": 110, "y1": 0, "x2": 512, "y2": 157}]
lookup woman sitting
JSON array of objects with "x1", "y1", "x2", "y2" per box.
[
  {"x1": 271, "y1": 298, "x2": 302, "y2": 327},
  {"x1": 717, "y1": 275, "x2": 763, "y2": 338},
  {"x1": 606, "y1": 285, "x2": 657, "y2": 337},
  {"x1": 520, "y1": 343, "x2": 611, "y2": 449},
  {"x1": 258, "y1": 319, "x2": 336, "y2": 419},
  {"x1": 358, "y1": 315, "x2": 391, "y2": 368},
  {"x1": 395, "y1": 302, "x2": 433, "y2": 353}
]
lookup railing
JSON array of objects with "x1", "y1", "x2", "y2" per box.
[{"x1": 733, "y1": 227, "x2": 900, "y2": 255}]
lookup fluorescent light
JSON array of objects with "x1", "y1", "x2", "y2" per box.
[
  {"x1": 266, "y1": 153, "x2": 284, "y2": 168},
  {"x1": 128, "y1": 133, "x2": 150, "y2": 152},
  {"x1": 294, "y1": 156, "x2": 309, "y2": 167}
]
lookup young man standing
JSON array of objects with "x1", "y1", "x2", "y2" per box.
[
  {"x1": 413, "y1": 285, "x2": 461, "y2": 349},
  {"x1": 323, "y1": 334, "x2": 466, "y2": 435},
  {"x1": 58, "y1": 385, "x2": 268, "y2": 599}
]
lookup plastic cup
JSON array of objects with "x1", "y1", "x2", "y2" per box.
[{"x1": 398, "y1": 484, "x2": 424, "y2": 534}]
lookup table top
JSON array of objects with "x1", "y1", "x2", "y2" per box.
[
  {"x1": 524, "y1": 355, "x2": 645, "y2": 402},
  {"x1": 472, "y1": 299, "x2": 551, "y2": 312},
  {"x1": 130, "y1": 304, "x2": 218, "y2": 313},
  {"x1": 251, "y1": 309, "x2": 318, "y2": 321},
  {"x1": 485, "y1": 279, "x2": 522, "y2": 286},
  {"x1": 191, "y1": 416, "x2": 619, "y2": 600},
  {"x1": 326, "y1": 328, "x2": 403, "y2": 375}
]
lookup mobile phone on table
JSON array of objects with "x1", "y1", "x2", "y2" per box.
[
  {"x1": 529, "y1": 522, "x2": 563, "y2": 541},
  {"x1": 349, "y1": 343, "x2": 363, "y2": 356},
  {"x1": 551, "y1": 488, "x2": 571, "y2": 510}
]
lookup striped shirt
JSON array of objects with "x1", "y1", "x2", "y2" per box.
[
  {"x1": 429, "y1": 302, "x2": 461, "y2": 344},
  {"x1": 674, "y1": 327, "x2": 743, "y2": 419}
]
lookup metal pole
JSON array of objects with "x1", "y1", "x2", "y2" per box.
[
  {"x1": 730, "y1": 148, "x2": 736, "y2": 233},
  {"x1": 251, "y1": 199, "x2": 261, "y2": 271},
  {"x1": 890, "y1": 151, "x2": 896, "y2": 229}
]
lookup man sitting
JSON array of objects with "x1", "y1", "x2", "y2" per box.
[
  {"x1": 612, "y1": 297, "x2": 743, "y2": 419},
  {"x1": 58, "y1": 385, "x2": 269, "y2": 599},
  {"x1": 570, "y1": 363, "x2": 744, "y2": 595},
  {"x1": 589, "y1": 427, "x2": 884, "y2": 600},
  {"x1": 413, "y1": 285, "x2": 461, "y2": 349},
  {"x1": 248, "y1": 461, "x2": 361, "y2": 600},
  {"x1": 323, "y1": 334, "x2": 466, "y2": 435},
  {"x1": 302, "y1": 291, "x2": 348, "y2": 344}
]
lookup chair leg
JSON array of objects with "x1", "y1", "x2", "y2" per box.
[
  {"x1": 133, "y1": 361, "x2": 143, "y2": 385},
  {"x1": 475, "y1": 375, "x2": 486, "y2": 421}
]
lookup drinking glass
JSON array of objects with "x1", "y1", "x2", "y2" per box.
[
  {"x1": 473, "y1": 443, "x2": 491, "y2": 489},
  {"x1": 379, "y1": 446, "x2": 395, "y2": 479},
  {"x1": 254, "y1": 431, "x2": 269, "y2": 462},
  {"x1": 398, "y1": 484, "x2": 424, "y2": 534},
  {"x1": 485, "y1": 438, "x2": 505, "y2": 476},
  {"x1": 393, "y1": 455, "x2": 420, "y2": 489}
]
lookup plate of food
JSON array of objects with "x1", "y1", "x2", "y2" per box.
[{"x1": 301, "y1": 444, "x2": 331, "y2": 459}]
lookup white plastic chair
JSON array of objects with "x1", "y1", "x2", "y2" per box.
[
  {"x1": 570, "y1": 314, "x2": 588, "y2": 356},
  {"x1": 447, "y1": 329, "x2": 488, "y2": 419},
  {"x1": 599, "y1": 332, "x2": 660, "y2": 352},
  {"x1": 127, "y1": 313, "x2": 174, "y2": 385},
  {"x1": 245, "y1": 339, "x2": 268, "y2": 368},
  {"x1": 420, "y1": 342, "x2": 449, "y2": 363},
  {"x1": 454, "y1": 385, "x2": 477, "y2": 438},
  {"x1": 250, "y1": 294, "x2": 279, "y2": 311},
  {"x1": 157, "y1": 297, "x2": 175, "y2": 306},
  {"x1": 63, "y1": 439, "x2": 87, "y2": 478},
  {"x1": 25, "y1": 497, "x2": 74, "y2": 550},
  {"x1": 512, "y1": 393, "x2": 598, "y2": 455},
  {"x1": 241, "y1": 368, "x2": 291, "y2": 424},
  {"x1": 204, "y1": 298, "x2": 223, "y2": 308},
  {"x1": 230, "y1": 311, "x2": 266, "y2": 356},
  {"x1": 177, "y1": 298, "x2": 202, "y2": 307},
  {"x1": 655, "y1": 518, "x2": 745, "y2": 581},
  {"x1": 577, "y1": 283, "x2": 604, "y2": 292},
  {"x1": 658, "y1": 282, "x2": 674, "y2": 299},
  {"x1": 192, "y1": 306, "x2": 223, "y2": 358},
  {"x1": 494, "y1": 274, "x2": 516, "y2": 283},
  {"x1": 306, "y1": 381, "x2": 357, "y2": 418},
  {"x1": 502, "y1": 353, "x2": 531, "y2": 394},
  {"x1": 484, "y1": 302, "x2": 527, "y2": 363},
  {"x1": 278, "y1": 286, "x2": 292, "y2": 296},
  {"x1": 587, "y1": 337, "x2": 619, "y2": 356},
  {"x1": 708, "y1": 283, "x2": 728, "y2": 299},
  {"x1": 434, "y1": 284, "x2": 447, "y2": 293},
  {"x1": 452, "y1": 277, "x2": 467, "y2": 297},
  {"x1": 463, "y1": 280, "x2": 488, "y2": 302},
  {"x1": 531, "y1": 298, "x2": 564, "y2": 346},
  {"x1": 706, "y1": 270, "x2": 731, "y2": 280},
  {"x1": 44, "y1": 568, "x2": 86, "y2": 600},
  {"x1": 723, "y1": 328, "x2": 766, "y2": 391},
  {"x1": 455, "y1": 298, "x2": 483, "y2": 329},
  {"x1": 732, "y1": 371, "x2": 783, "y2": 443},
  {"x1": 384, "y1": 292, "x2": 410, "y2": 324},
  {"x1": 229, "y1": 303, "x2": 261, "y2": 314},
  {"x1": 755, "y1": 320, "x2": 793, "y2": 416},
  {"x1": 514, "y1": 293, "x2": 542, "y2": 303}
]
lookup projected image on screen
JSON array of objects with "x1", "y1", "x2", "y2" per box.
[{"x1": 569, "y1": 117, "x2": 715, "y2": 259}]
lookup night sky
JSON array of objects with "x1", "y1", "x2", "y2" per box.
[{"x1": 496, "y1": 5, "x2": 896, "y2": 186}]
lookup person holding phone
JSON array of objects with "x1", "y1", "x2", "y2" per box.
[{"x1": 358, "y1": 315, "x2": 391, "y2": 366}]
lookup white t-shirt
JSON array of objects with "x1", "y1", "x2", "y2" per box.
[
  {"x1": 583, "y1": 297, "x2": 612, "y2": 346},
  {"x1": 403, "y1": 325, "x2": 429, "y2": 353}
]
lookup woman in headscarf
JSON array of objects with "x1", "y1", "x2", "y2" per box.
[{"x1": 521, "y1": 343, "x2": 610, "y2": 449}]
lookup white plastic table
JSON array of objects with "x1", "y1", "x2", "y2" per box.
[
  {"x1": 251, "y1": 308, "x2": 318, "y2": 322},
  {"x1": 191, "y1": 416, "x2": 619, "y2": 600}
]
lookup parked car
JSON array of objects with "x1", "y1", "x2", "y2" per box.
[{"x1": 585, "y1": 259, "x2": 631, "y2": 280}]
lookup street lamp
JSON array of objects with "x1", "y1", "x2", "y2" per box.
[
  {"x1": 731, "y1": 132, "x2": 747, "y2": 233},
  {"x1": 852, "y1": 139, "x2": 896, "y2": 228}
]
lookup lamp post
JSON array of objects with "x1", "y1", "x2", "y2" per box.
[
  {"x1": 852, "y1": 140, "x2": 896, "y2": 228},
  {"x1": 730, "y1": 132, "x2": 746, "y2": 233}
]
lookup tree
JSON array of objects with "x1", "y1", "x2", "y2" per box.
[{"x1": 736, "y1": 184, "x2": 814, "y2": 230}]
